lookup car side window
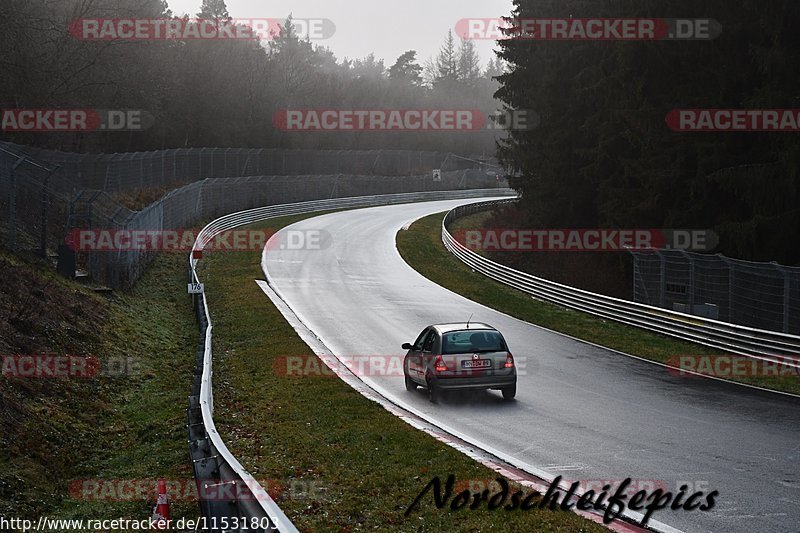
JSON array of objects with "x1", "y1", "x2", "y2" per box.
[
  {"x1": 413, "y1": 328, "x2": 429, "y2": 350},
  {"x1": 422, "y1": 330, "x2": 436, "y2": 352}
]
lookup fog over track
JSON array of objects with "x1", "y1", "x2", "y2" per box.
[{"x1": 262, "y1": 198, "x2": 800, "y2": 533}]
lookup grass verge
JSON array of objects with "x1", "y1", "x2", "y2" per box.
[
  {"x1": 199, "y1": 213, "x2": 607, "y2": 532},
  {"x1": 56, "y1": 251, "x2": 201, "y2": 521},
  {"x1": 396, "y1": 212, "x2": 800, "y2": 396},
  {"x1": 1, "y1": 249, "x2": 198, "y2": 521}
]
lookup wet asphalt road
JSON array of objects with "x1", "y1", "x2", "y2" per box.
[{"x1": 262, "y1": 198, "x2": 800, "y2": 533}]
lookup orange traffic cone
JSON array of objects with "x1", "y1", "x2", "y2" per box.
[{"x1": 152, "y1": 479, "x2": 170, "y2": 529}]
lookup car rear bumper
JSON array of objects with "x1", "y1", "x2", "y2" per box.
[{"x1": 432, "y1": 374, "x2": 516, "y2": 390}]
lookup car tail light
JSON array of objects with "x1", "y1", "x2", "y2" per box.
[
  {"x1": 504, "y1": 353, "x2": 515, "y2": 368},
  {"x1": 434, "y1": 356, "x2": 448, "y2": 372}
]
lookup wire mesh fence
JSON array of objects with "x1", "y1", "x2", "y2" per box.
[
  {"x1": 0, "y1": 142, "x2": 503, "y2": 290},
  {"x1": 0, "y1": 144, "x2": 75, "y2": 258},
  {"x1": 91, "y1": 172, "x2": 501, "y2": 289},
  {"x1": 0, "y1": 141, "x2": 493, "y2": 192},
  {"x1": 632, "y1": 250, "x2": 800, "y2": 334}
]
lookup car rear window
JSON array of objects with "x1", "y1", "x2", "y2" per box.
[{"x1": 442, "y1": 330, "x2": 506, "y2": 354}]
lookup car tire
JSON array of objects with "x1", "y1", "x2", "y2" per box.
[
  {"x1": 502, "y1": 384, "x2": 516, "y2": 401},
  {"x1": 426, "y1": 379, "x2": 439, "y2": 403},
  {"x1": 405, "y1": 376, "x2": 418, "y2": 391}
]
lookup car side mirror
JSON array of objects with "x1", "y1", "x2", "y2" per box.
[{"x1": 402, "y1": 343, "x2": 413, "y2": 350}]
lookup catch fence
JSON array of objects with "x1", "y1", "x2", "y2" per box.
[
  {"x1": 632, "y1": 250, "x2": 800, "y2": 334},
  {"x1": 0, "y1": 142, "x2": 496, "y2": 192},
  {"x1": 0, "y1": 142, "x2": 502, "y2": 289}
]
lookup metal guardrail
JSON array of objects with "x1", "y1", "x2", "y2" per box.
[
  {"x1": 186, "y1": 189, "x2": 514, "y2": 532},
  {"x1": 442, "y1": 200, "x2": 800, "y2": 364}
]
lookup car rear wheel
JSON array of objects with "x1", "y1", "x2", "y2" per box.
[
  {"x1": 502, "y1": 384, "x2": 516, "y2": 401},
  {"x1": 405, "y1": 376, "x2": 418, "y2": 391}
]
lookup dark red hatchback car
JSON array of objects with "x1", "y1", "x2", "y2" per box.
[{"x1": 402, "y1": 323, "x2": 517, "y2": 402}]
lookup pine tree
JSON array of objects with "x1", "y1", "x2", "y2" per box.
[
  {"x1": 197, "y1": 0, "x2": 230, "y2": 20},
  {"x1": 389, "y1": 51, "x2": 423, "y2": 85},
  {"x1": 484, "y1": 57, "x2": 505, "y2": 80},
  {"x1": 434, "y1": 30, "x2": 458, "y2": 83}
]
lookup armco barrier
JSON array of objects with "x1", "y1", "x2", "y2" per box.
[
  {"x1": 187, "y1": 189, "x2": 514, "y2": 532},
  {"x1": 442, "y1": 199, "x2": 800, "y2": 365}
]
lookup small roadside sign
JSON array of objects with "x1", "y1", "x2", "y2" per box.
[{"x1": 188, "y1": 282, "x2": 204, "y2": 294}]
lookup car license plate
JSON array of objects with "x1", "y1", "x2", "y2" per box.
[{"x1": 462, "y1": 359, "x2": 491, "y2": 369}]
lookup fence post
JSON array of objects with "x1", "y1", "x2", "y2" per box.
[
  {"x1": 8, "y1": 155, "x2": 31, "y2": 248},
  {"x1": 657, "y1": 250, "x2": 665, "y2": 307},
  {"x1": 718, "y1": 254, "x2": 735, "y2": 324},
  {"x1": 197, "y1": 179, "x2": 206, "y2": 218},
  {"x1": 773, "y1": 263, "x2": 791, "y2": 334},
  {"x1": 39, "y1": 166, "x2": 58, "y2": 257},
  {"x1": 680, "y1": 250, "x2": 695, "y2": 310},
  {"x1": 783, "y1": 271, "x2": 790, "y2": 334}
]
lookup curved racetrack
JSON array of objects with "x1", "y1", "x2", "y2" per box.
[{"x1": 262, "y1": 198, "x2": 800, "y2": 533}]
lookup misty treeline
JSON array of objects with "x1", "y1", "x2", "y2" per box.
[
  {"x1": 0, "y1": 0, "x2": 504, "y2": 155},
  {"x1": 496, "y1": 0, "x2": 800, "y2": 264},
  {"x1": 4, "y1": 0, "x2": 798, "y2": 264}
]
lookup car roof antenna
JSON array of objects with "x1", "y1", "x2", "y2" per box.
[{"x1": 466, "y1": 313, "x2": 473, "y2": 329}]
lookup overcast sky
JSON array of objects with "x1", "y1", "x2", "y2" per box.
[{"x1": 167, "y1": 0, "x2": 513, "y2": 66}]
